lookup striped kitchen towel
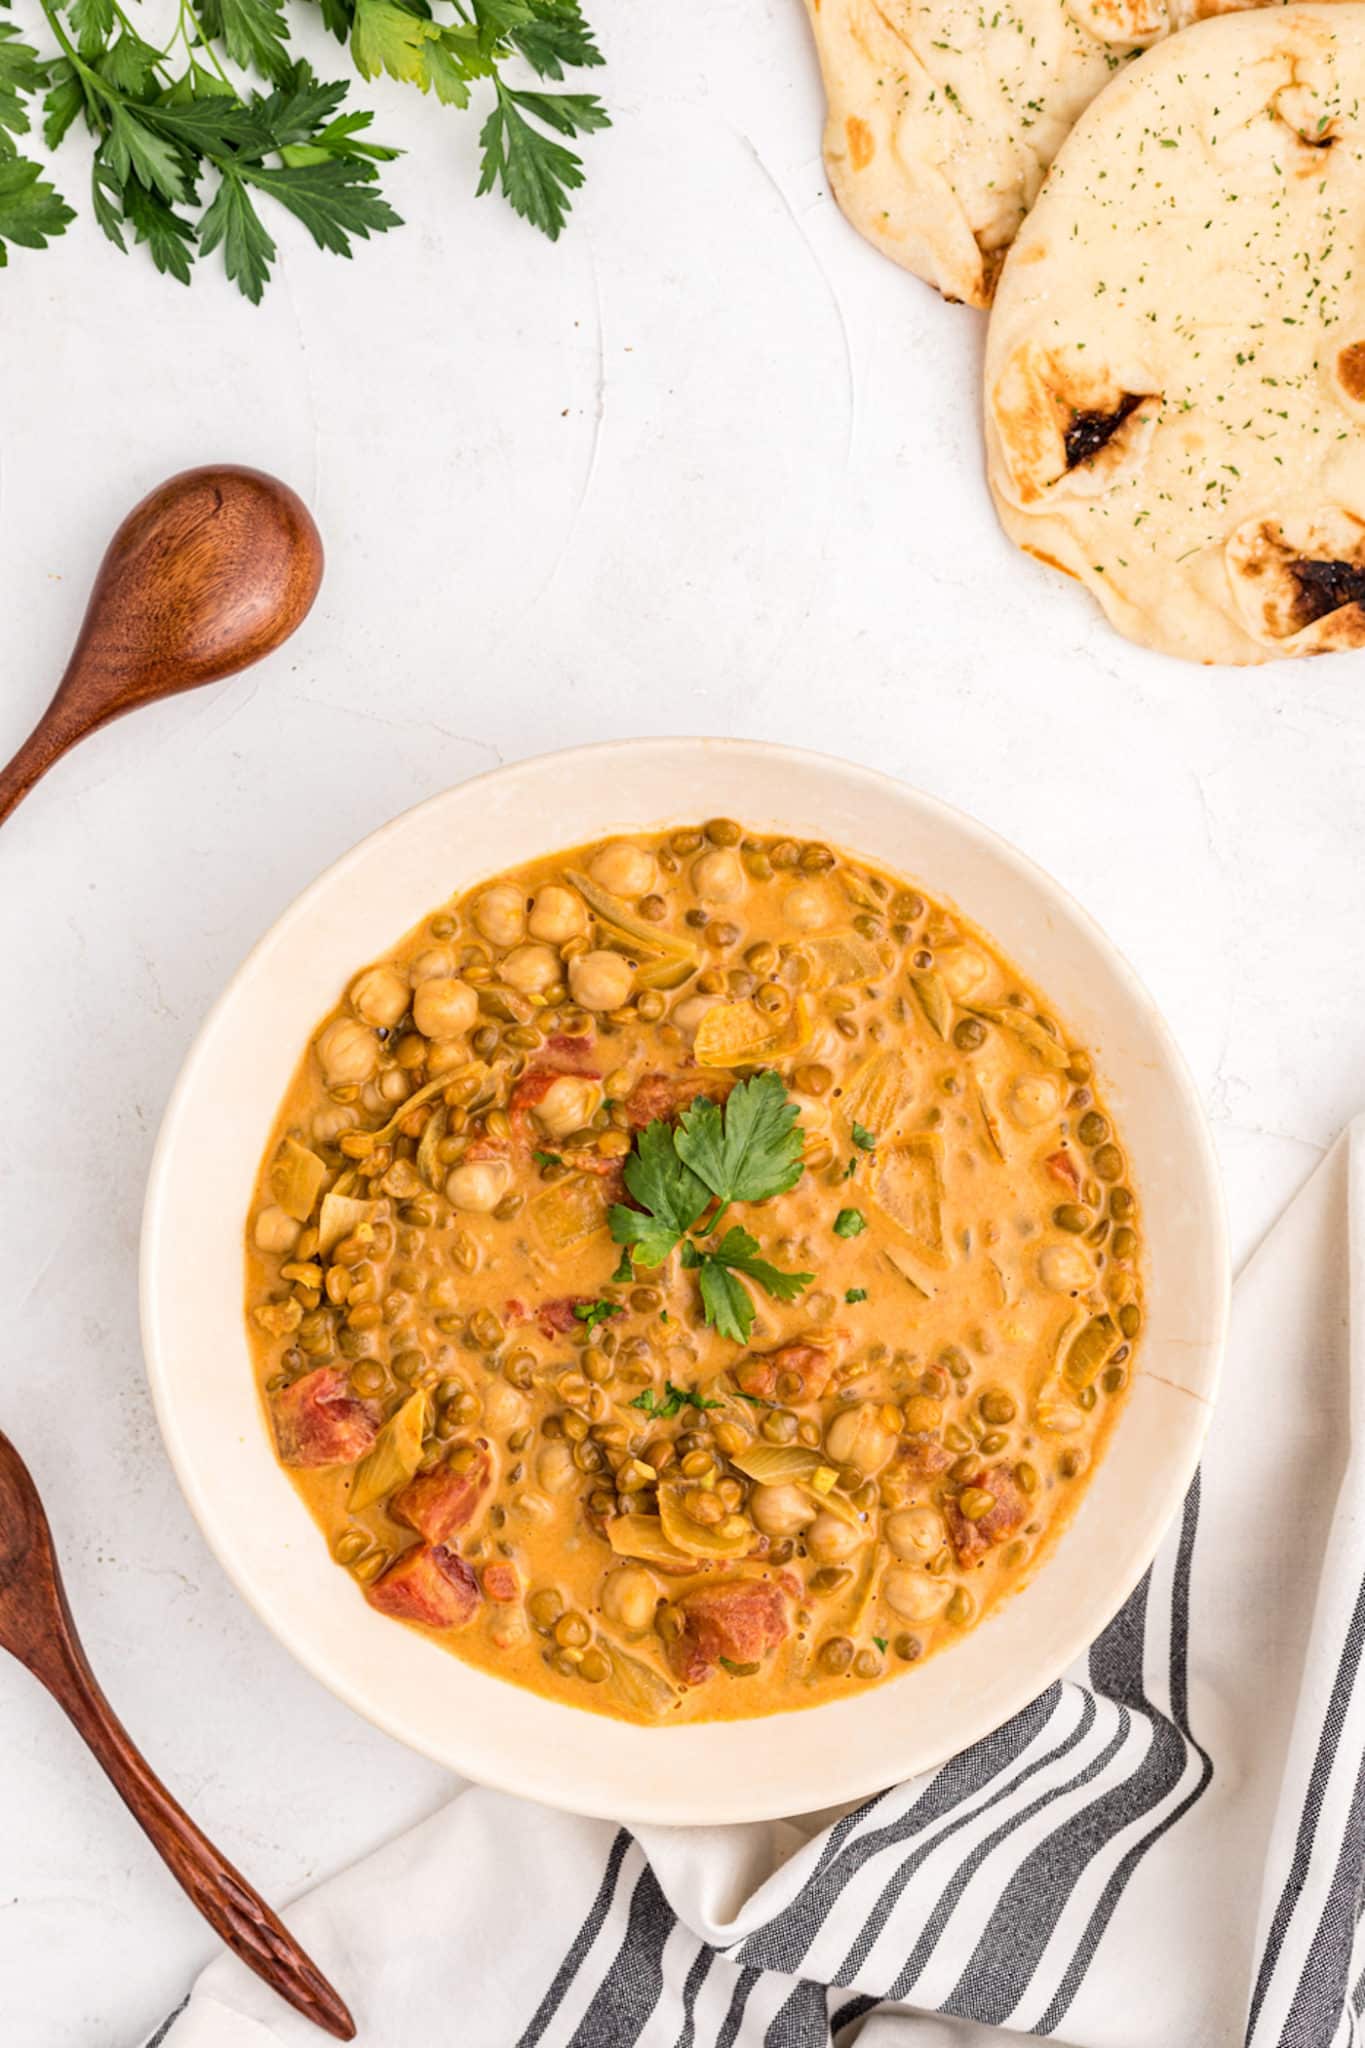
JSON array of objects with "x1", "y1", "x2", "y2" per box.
[{"x1": 151, "y1": 1121, "x2": 1365, "y2": 2048}]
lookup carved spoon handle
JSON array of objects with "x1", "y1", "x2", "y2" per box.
[{"x1": 0, "y1": 1435, "x2": 354, "y2": 2039}]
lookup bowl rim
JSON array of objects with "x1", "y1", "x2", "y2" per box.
[{"x1": 140, "y1": 735, "x2": 1230, "y2": 1823}]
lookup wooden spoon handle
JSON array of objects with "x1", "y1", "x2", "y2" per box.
[{"x1": 26, "y1": 1594, "x2": 355, "y2": 2040}]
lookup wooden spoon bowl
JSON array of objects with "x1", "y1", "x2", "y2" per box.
[
  {"x1": 0, "y1": 1430, "x2": 354, "y2": 2038},
  {"x1": 0, "y1": 465, "x2": 324, "y2": 827}
]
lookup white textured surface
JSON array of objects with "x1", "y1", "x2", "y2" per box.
[{"x1": 0, "y1": 0, "x2": 1359, "y2": 2039}]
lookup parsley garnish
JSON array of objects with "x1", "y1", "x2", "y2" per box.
[
  {"x1": 4, "y1": 0, "x2": 609, "y2": 293},
  {"x1": 533, "y1": 1149, "x2": 564, "y2": 1169},
  {"x1": 851, "y1": 1122, "x2": 877, "y2": 1152},
  {"x1": 572, "y1": 1298, "x2": 622, "y2": 1335},
  {"x1": 841, "y1": 1157, "x2": 859, "y2": 1180},
  {"x1": 834, "y1": 1208, "x2": 867, "y2": 1239},
  {"x1": 873, "y1": 1636, "x2": 887, "y2": 1653},
  {"x1": 845, "y1": 1287, "x2": 868, "y2": 1304},
  {"x1": 609, "y1": 1072, "x2": 813, "y2": 1343},
  {"x1": 630, "y1": 1380, "x2": 722, "y2": 1420}
]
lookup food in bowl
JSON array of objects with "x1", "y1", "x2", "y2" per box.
[{"x1": 245, "y1": 821, "x2": 1144, "y2": 1724}]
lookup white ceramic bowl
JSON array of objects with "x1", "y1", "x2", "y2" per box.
[{"x1": 141, "y1": 739, "x2": 1228, "y2": 1825}]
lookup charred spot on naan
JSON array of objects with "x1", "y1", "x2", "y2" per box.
[
  {"x1": 992, "y1": 346, "x2": 1159, "y2": 505},
  {"x1": 1226, "y1": 514, "x2": 1365, "y2": 651}
]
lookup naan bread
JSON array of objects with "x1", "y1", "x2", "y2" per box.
[
  {"x1": 803, "y1": 0, "x2": 1240, "y2": 306},
  {"x1": 984, "y1": 4, "x2": 1365, "y2": 664}
]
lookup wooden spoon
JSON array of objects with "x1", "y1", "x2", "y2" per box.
[
  {"x1": 0, "y1": 464, "x2": 324, "y2": 828},
  {"x1": 0, "y1": 1430, "x2": 355, "y2": 2040}
]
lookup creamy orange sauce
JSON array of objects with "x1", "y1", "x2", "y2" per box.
[{"x1": 245, "y1": 823, "x2": 1143, "y2": 1725}]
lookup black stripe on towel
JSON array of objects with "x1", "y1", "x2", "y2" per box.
[
  {"x1": 887, "y1": 1699, "x2": 1128, "y2": 2003},
  {"x1": 145, "y1": 2002, "x2": 189, "y2": 2047},
  {"x1": 568, "y1": 1860, "x2": 675, "y2": 2048},
  {"x1": 737, "y1": 1682, "x2": 1063, "y2": 1979},
  {"x1": 845, "y1": 1689, "x2": 1098, "y2": 1992},
  {"x1": 1032, "y1": 1475, "x2": 1214, "y2": 2033},
  {"x1": 945, "y1": 1537, "x2": 1200, "y2": 2031},
  {"x1": 1246, "y1": 1572, "x2": 1365, "y2": 2044},
  {"x1": 675, "y1": 1944, "x2": 716, "y2": 2048},
  {"x1": 1277, "y1": 1738, "x2": 1365, "y2": 2048},
  {"x1": 518, "y1": 1828, "x2": 631, "y2": 2046}
]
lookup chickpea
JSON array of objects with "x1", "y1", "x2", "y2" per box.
[
  {"x1": 350, "y1": 964, "x2": 410, "y2": 1029},
  {"x1": 1008, "y1": 1074, "x2": 1063, "y2": 1129},
  {"x1": 413, "y1": 977, "x2": 478, "y2": 1040},
  {"x1": 446, "y1": 1157, "x2": 511, "y2": 1213},
  {"x1": 805, "y1": 1512, "x2": 862, "y2": 1566},
  {"x1": 312, "y1": 1104, "x2": 352, "y2": 1146},
  {"x1": 569, "y1": 950, "x2": 634, "y2": 1012},
  {"x1": 501, "y1": 943, "x2": 561, "y2": 996},
  {"x1": 536, "y1": 1442, "x2": 577, "y2": 1494},
  {"x1": 937, "y1": 946, "x2": 989, "y2": 1000},
  {"x1": 482, "y1": 1380, "x2": 526, "y2": 1434},
  {"x1": 1039, "y1": 1242, "x2": 1094, "y2": 1292},
  {"x1": 254, "y1": 1204, "x2": 300, "y2": 1255},
  {"x1": 882, "y1": 1566, "x2": 950, "y2": 1624},
  {"x1": 474, "y1": 884, "x2": 526, "y2": 949},
  {"x1": 316, "y1": 1017, "x2": 379, "y2": 1089},
  {"x1": 601, "y1": 1565, "x2": 658, "y2": 1634},
  {"x1": 410, "y1": 945, "x2": 455, "y2": 983},
  {"x1": 669, "y1": 993, "x2": 715, "y2": 1038},
  {"x1": 749, "y1": 1483, "x2": 818, "y2": 1539},
  {"x1": 534, "y1": 1073, "x2": 603, "y2": 1141},
  {"x1": 427, "y1": 1037, "x2": 473, "y2": 1077},
  {"x1": 824, "y1": 1402, "x2": 897, "y2": 1474},
  {"x1": 691, "y1": 848, "x2": 745, "y2": 903},
  {"x1": 782, "y1": 883, "x2": 832, "y2": 931},
  {"x1": 885, "y1": 1507, "x2": 944, "y2": 1560},
  {"x1": 589, "y1": 842, "x2": 657, "y2": 898},
  {"x1": 528, "y1": 885, "x2": 587, "y2": 944}
]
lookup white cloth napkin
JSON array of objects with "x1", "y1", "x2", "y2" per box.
[{"x1": 151, "y1": 1122, "x2": 1365, "y2": 2048}]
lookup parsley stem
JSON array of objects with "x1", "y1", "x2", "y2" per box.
[{"x1": 178, "y1": 0, "x2": 239, "y2": 92}]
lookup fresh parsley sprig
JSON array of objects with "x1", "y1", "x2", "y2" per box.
[
  {"x1": 2, "y1": 0, "x2": 607, "y2": 292},
  {"x1": 609, "y1": 1071, "x2": 814, "y2": 1345}
]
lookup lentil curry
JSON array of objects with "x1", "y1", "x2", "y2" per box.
[{"x1": 245, "y1": 822, "x2": 1144, "y2": 1725}]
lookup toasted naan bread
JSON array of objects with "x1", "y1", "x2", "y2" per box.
[
  {"x1": 802, "y1": 0, "x2": 1313, "y2": 307},
  {"x1": 984, "y1": 5, "x2": 1365, "y2": 664}
]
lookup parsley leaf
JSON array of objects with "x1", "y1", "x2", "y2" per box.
[
  {"x1": 873, "y1": 1636, "x2": 887, "y2": 1654},
  {"x1": 510, "y1": 0, "x2": 603, "y2": 79},
  {"x1": 610, "y1": 1119, "x2": 709, "y2": 1267},
  {"x1": 611, "y1": 1244, "x2": 634, "y2": 1285},
  {"x1": 533, "y1": 1149, "x2": 564, "y2": 1169},
  {"x1": 697, "y1": 1228, "x2": 813, "y2": 1343},
  {"x1": 477, "y1": 76, "x2": 606, "y2": 240},
  {"x1": 197, "y1": 0, "x2": 294, "y2": 83},
  {"x1": 0, "y1": 151, "x2": 72, "y2": 262},
  {"x1": 675, "y1": 1071, "x2": 805, "y2": 1210},
  {"x1": 845, "y1": 1287, "x2": 868, "y2": 1304},
  {"x1": 834, "y1": 1208, "x2": 867, "y2": 1239},
  {"x1": 851, "y1": 1122, "x2": 877, "y2": 1152},
  {"x1": 197, "y1": 167, "x2": 275, "y2": 300},
  {"x1": 0, "y1": 14, "x2": 50, "y2": 145},
  {"x1": 572, "y1": 1298, "x2": 622, "y2": 1335},
  {"x1": 630, "y1": 1380, "x2": 720, "y2": 1420},
  {"x1": 610, "y1": 1076, "x2": 810, "y2": 1342},
  {"x1": 122, "y1": 175, "x2": 195, "y2": 281}
]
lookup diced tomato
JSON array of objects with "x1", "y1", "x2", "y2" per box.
[
  {"x1": 879, "y1": 1433, "x2": 953, "y2": 1508},
  {"x1": 482, "y1": 1560, "x2": 520, "y2": 1602},
  {"x1": 365, "y1": 1544, "x2": 479, "y2": 1630},
  {"x1": 464, "y1": 1135, "x2": 511, "y2": 1164},
  {"x1": 734, "y1": 1341, "x2": 839, "y2": 1404},
  {"x1": 271, "y1": 1367, "x2": 379, "y2": 1469},
  {"x1": 391, "y1": 1445, "x2": 493, "y2": 1544},
  {"x1": 621, "y1": 1071, "x2": 730, "y2": 1130},
  {"x1": 945, "y1": 1465, "x2": 1028, "y2": 1566},
  {"x1": 667, "y1": 1577, "x2": 790, "y2": 1686},
  {"x1": 543, "y1": 1033, "x2": 599, "y2": 1072},
  {"x1": 1045, "y1": 1149, "x2": 1081, "y2": 1193}
]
